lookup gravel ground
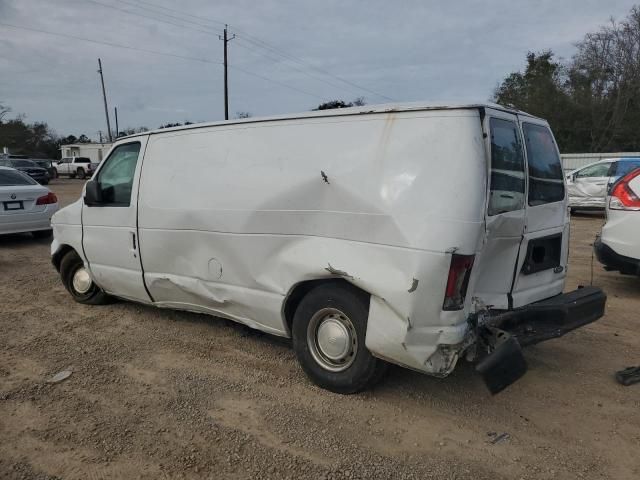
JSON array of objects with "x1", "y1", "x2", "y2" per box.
[{"x1": 1, "y1": 179, "x2": 639, "y2": 479}]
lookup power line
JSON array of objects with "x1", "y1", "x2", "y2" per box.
[
  {"x1": 98, "y1": 0, "x2": 374, "y2": 99},
  {"x1": 0, "y1": 22, "x2": 219, "y2": 64},
  {"x1": 233, "y1": 38, "x2": 365, "y2": 97},
  {"x1": 234, "y1": 33, "x2": 394, "y2": 101},
  {"x1": 84, "y1": 0, "x2": 218, "y2": 36},
  {"x1": 229, "y1": 64, "x2": 325, "y2": 100},
  {"x1": 102, "y1": 0, "x2": 394, "y2": 101},
  {"x1": 0, "y1": 22, "x2": 325, "y2": 100},
  {"x1": 111, "y1": 0, "x2": 224, "y2": 30},
  {"x1": 79, "y1": 0, "x2": 338, "y2": 101}
]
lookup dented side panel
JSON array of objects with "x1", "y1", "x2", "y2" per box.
[{"x1": 135, "y1": 110, "x2": 487, "y2": 375}]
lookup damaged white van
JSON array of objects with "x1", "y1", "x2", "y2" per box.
[{"x1": 51, "y1": 102, "x2": 606, "y2": 394}]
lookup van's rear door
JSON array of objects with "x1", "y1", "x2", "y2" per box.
[
  {"x1": 473, "y1": 109, "x2": 527, "y2": 309},
  {"x1": 510, "y1": 117, "x2": 568, "y2": 307}
]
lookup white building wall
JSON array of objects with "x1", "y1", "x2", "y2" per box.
[{"x1": 60, "y1": 143, "x2": 113, "y2": 163}]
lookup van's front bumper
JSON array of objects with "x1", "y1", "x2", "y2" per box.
[{"x1": 476, "y1": 286, "x2": 606, "y2": 394}]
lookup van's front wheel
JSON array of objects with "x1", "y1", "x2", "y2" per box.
[
  {"x1": 60, "y1": 251, "x2": 111, "y2": 305},
  {"x1": 292, "y1": 283, "x2": 387, "y2": 394}
]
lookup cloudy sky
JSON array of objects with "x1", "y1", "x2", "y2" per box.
[{"x1": 0, "y1": 0, "x2": 637, "y2": 138}]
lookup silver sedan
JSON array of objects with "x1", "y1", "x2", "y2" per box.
[{"x1": 0, "y1": 166, "x2": 59, "y2": 238}]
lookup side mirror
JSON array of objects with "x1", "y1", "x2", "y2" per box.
[{"x1": 84, "y1": 180, "x2": 103, "y2": 206}]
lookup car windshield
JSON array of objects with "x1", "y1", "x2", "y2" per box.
[
  {"x1": 12, "y1": 159, "x2": 38, "y2": 168},
  {"x1": 0, "y1": 169, "x2": 37, "y2": 186}
]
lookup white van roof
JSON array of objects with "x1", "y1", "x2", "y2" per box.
[{"x1": 123, "y1": 101, "x2": 541, "y2": 139}]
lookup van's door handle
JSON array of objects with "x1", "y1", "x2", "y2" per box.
[{"x1": 131, "y1": 231, "x2": 137, "y2": 250}]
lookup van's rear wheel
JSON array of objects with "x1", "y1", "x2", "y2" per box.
[
  {"x1": 59, "y1": 250, "x2": 110, "y2": 305},
  {"x1": 292, "y1": 283, "x2": 387, "y2": 394}
]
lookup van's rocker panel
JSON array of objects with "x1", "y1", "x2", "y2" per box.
[{"x1": 51, "y1": 102, "x2": 606, "y2": 393}]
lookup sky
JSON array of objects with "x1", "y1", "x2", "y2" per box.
[{"x1": 0, "y1": 0, "x2": 637, "y2": 139}]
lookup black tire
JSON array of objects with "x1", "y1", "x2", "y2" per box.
[
  {"x1": 77, "y1": 168, "x2": 86, "y2": 180},
  {"x1": 41, "y1": 179, "x2": 49, "y2": 185},
  {"x1": 59, "y1": 250, "x2": 111, "y2": 305},
  {"x1": 52, "y1": 169, "x2": 58, "y2": 179},
  {"x1": 292, "y1": 283, "x2": 387, "y2": 394},
  {"x1": 70, "y1": 172, "x2": 76, "y2": 179},
  {"x1": 32, "y1": 229, "x2": 52, "y2": 239}
]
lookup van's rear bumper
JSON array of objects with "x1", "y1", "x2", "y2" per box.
[{"x1": 476, "y1": 286, "x2": 606, "y2": 394}]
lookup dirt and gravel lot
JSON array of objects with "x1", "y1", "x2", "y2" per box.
[{"x1": 1, "y1": 178, "x2": 639, "y2": 480}]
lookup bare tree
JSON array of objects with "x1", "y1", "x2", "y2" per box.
[
  {"x1": 0, "y1": 102, "x2": 11, "y2": 123},
  {"x1": 571, "y1": 7, "x2": 640, "y2": 151}
]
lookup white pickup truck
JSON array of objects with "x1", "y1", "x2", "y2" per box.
[{"x1": 55, "y1": 157, "x2": 100, "y2": 179}]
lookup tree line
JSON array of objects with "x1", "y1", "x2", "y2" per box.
[{"x1": 494, "y1": 5, "x2": 640, "y2": 153}]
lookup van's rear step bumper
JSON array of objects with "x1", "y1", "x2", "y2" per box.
[{"x1": 476, "y1": 286, "x2": 606, "y2": 394}]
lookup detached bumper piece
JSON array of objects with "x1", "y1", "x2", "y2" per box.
[
  {"x1": 594, "y1": 238, "x2": 640, "y2": 275},
  {"x1": 476, "y1": 286, "x2": 607, "y2": 394}
]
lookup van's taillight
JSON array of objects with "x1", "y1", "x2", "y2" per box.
[
  {"x1": 36, "y1": 192, "x2": 58, "y2": 205},
  {"x1": 610, "y1": 168, "x2": 640, "y2": 211},
  {"x1": 443, "y1": 254, "x2": 475, "y2": 311}
]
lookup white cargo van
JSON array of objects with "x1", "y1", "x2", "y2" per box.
[{"x1": 51, "y1": 102, "x2": 606, "y2": 394}]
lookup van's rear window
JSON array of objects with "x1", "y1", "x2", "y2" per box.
[
  {"x1": 488, "y1": 118, "x2": 526, "y2": 216},
  {"x1": 523, "y1": 124, "x2": 565, "y2": 206}
]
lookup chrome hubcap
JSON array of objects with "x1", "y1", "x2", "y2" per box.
[
  {"x1": 307, "y1": 308, "x2": 357, "y2": 372},
  {"x1": 72, "y1": 267, "x2": 92, "y2": 294}
]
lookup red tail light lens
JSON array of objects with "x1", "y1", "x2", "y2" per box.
[
  {"x1": 610, "y1": 168, "x2": 640, "y2": 211},
  {"x1": 36, "y1": 192, "x2": 58, "y2": 205},
  {"x1": 443, "y1": 254, "x2": 475, "y2": 311}
]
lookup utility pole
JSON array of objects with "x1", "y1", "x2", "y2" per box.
[
  {"x1": 98, "y1": 130, "x2": 103, "y2": 143},
  {"x1": 114, "y1": 106, "x2": 119, "y2": 139},
  {"x1": 219, "y1": 25, "x2": 235, "y2": 120},
  {"x1": 97, "y1": 58, "x2": 112, "y2": 142}
]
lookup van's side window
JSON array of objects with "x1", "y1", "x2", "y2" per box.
[
  {"x1": 488, "y1": 118, "x2": 526, "y2": 216},
  {"x1": 522, "y1": 124, "x2": 565, "y2": 205},
  {"x1": 96, "y1": 142, "x2": 141, "y2": 206}
]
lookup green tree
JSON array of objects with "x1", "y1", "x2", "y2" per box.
[
  {"x1": 494, "y1": 5, "x2": 640, "y2": 153},
  {"x1": 313, "y1": 97, "x2": 366, "y2": 110},
  {"x1": 493, "y1": 51, "x2": 581, "y2": 151}
]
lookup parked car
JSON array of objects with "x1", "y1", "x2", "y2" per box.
[
  {"x1": 33, "y1": 159, "x2": 58, "y2": 179},
  {"x1": 0, "y1": 166, "x2": 59, "y2": 237},
  {"x1": 55, "y1": 157, "x2": 99, "y2": 179},
  {"x1": 0, "y1": 158, "x2": 50, "y2": 184},
  {"x1": 566, "y1": 157, "x2": 640, "y2": 211},
  {"x1": 51, "y1": 102, "x2": 606, "y2": 394},
  {"x1": 594, "y1": 167, "x2": 640, "y2": 275}
]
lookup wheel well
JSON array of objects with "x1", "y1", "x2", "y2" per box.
[
  {"x1": 282, "y1": 278, "x2": 370, "y2": 335},
  {"x1": 52, "y1": 244, "x2": 75, "y2": 272}
]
